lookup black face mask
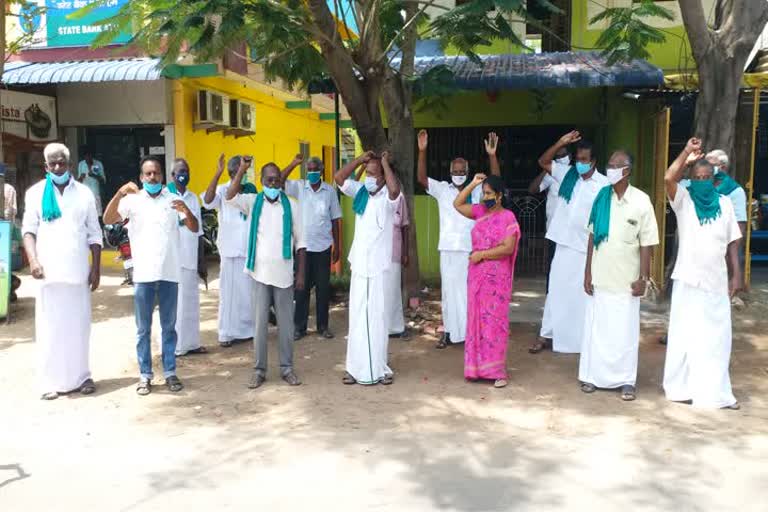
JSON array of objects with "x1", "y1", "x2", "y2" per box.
[{"x1": 483, "y1": 198, "x2": 498, "y2": 209}]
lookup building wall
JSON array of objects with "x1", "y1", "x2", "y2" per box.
[
  {"x1": 171, "y1": 76, "x2": 336, "y2": 196},
  {"x1": 56, "y1": 80, "x2": 171, "y2": 126}
]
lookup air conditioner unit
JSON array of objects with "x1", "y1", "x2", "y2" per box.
[
  {"x1": 229, "y1": 99, "x2": 256, "y2": 133},
  {"x1": 197, "y1": 90, "x2": 229, "y2": 125}
]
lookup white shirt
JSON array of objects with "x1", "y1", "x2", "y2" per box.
[
  {"x1": 118, "y1": 189, "x2": 186, "y2": 284},
  {"x1": 22, "y1": 178, "x2": 102, "y2": 285},
  {"x1": 227, "y1": 193, "x2": 305, "y2": 288},
  {"x1": 546, "y1": 167, "x2": 609, "y2": 253},
  {"x1": 77, "y1": 159, "x2": 105, "y2": 213},
  {"x1": 169, "y1": 187, "x2": 202, "y2": 271},
  {"x1": 670, "y1": 184, "x2": 742, "y2": 295},
  {"x1": 539, "y1": 167, "x2": 563, "y2": 230},
  {"x1": 426, "y1": 177, "x2": 482, "y2": 252},
  {"x1": 285, "y1": 179, "x2": 342, "y2": 253},
  {"x1": 341, "y1": 179, "x2": 401, "y2": 278},
  {"x1": 201, "y1": 182, "x2": 250, "y2": 258},
  {"x1": 4, "y1": 183, "x2": 17, "y2": 220},
  {"x1": 727, "y1": 187, "x2": 748, "y2": 223}
]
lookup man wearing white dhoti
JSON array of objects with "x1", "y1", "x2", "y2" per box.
[
  {"x1": 202, "y1": 154, "x2": 256, "y2": 347},
  {"x1": 416, "y1": 130, "x2": 501, "y2": 349},
  {"x1": 23, "y1": 143, "x2": 102, "y2": 400},
  {"x1": 225, "y1": 159, "x2": 306, "y2": 389},
  {"x1": 335, "y1": 150, "x2": 402, "y2": 385},
  {"x1": 663, "y1": 138, "x2": 742, "y2": 410},
  {"x1": 104, "y1": 156, "x2": 200, "y2": 396},
  {"x1": 167, "y1": 159, "x2": 206, "y2": 356},
  {"x1": 531, "y1": 131, "x2": 608, "y2": 354},
  {"x1": 581, "y1": 150, "x2": 658, "y2": 401}
]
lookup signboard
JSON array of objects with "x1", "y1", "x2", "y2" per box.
[
  {"x1": 0, "y1": 221, "x2": 11, "y2": 319},
  {"x1": 15, "y1": 0, "x2": 131, "y2": 48},
  {"x1": 0, "y1": 90, "x2": 58, "y2": 142}
]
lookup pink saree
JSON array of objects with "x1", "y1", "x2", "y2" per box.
[{"x1": 465, "y1": 204, "x2": 520, "y2": 380}]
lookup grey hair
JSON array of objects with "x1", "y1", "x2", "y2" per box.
[
  {"x1": 227, "y1": 156, "x2": 242, "y2": 173},
  {"x1": 611, "y1": 149, "x2": 634, "y2": 170},
  {"x1": 307, "y1": 156, "x2": 324, "y2": 171},
  {"x1": 44, "y1": 143, "x2": 70, "y2": 163},
  {"x1": 706, "y1": 149, "x2": 729, "y2": 168},
  {"x1": 450, "y1": 157, "x2": 469, "y2": 172}
]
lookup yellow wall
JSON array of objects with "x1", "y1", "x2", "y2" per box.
[{"x1": 172, "y1": 76, "x2": 336, "y2": 195}]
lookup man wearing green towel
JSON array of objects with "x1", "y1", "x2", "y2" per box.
[
  {"x1": 580, "y1": 150, "x2": 658, "y2": 401},
  {"x1": 663, "y1": 138, "x2": 742, "y2": 409},
  {"x1": 532, "y1": 131, "x2": 608, "y2": 354},
  {"x1": 225, "y1": 158, "x2": 306, "y2": 389},
  {"x1": 335, "y1": 150, "x2": 401, "y2": 385},
  {"x1": 22, "y1": 143, "x2": 102, "y2": 400}
]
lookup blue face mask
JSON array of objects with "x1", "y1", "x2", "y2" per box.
[
  {"x1": 263, "y1": 186, "x2": 280, "y2": 200},
  {"x1": 575, "y1": 162, "x2": 592, "y2": 175},
  {"x1": 174, "y1": 172, "x2": 189, "y2": 186},
  {"x1": 143, "y1": 181, "x2": 162, "y2": 195},
  {"x1": 49, "y1": 171, "x2": 71, "y2": 185},
  {"x1": 483, "y1": 198, "x2": 498, "y2": 209},
  {"x1": 307, "y1": 171, "x2": 321, "y2": 185}
]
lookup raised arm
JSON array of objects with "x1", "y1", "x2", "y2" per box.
[
  {"x1": 485, "y1": 132, "x2": 501, "y2": 176},
  {"x1": 381, "y1": 151, "x2": 401, "y2": 200},
  {"x1": 528, "y1": 171, "x2": 549, "y2": 195},
  {"x1": 417, "y1": 129, "x2": 429, "y2": 190},
  {"x1": 224, "y1": 156, "x2": 251, "y2": 201},
  {"x1": 454, "y1": 173, "x2": 485, "y2": 219},
  {"x1": 665, "y1": 138, "x2": 702, "y2": 202},
  {"x1": 280, "y1": 154, "x2": 304, "y2": 183},
  {"x1": 334, "y1": 151, "x2": 372, "y2": 187},
  {"x1": 539, "y1": 131, "x2": 581, "y2": 173},
  {"x1": 103, "y1": 182, "x2": 139, "y2": 224},
  {"x1": 203, "y1": 153, "x2": 226, "y2": 205}
]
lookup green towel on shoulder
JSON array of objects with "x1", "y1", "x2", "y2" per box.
[
  {"x1": 589, "y1": 185, "x2": 613, "y2": 249},
  {"x1": 42, "y1": 174, "x2": 62, "y2": 222},
  {"x1": 245, "y1": 192, "x2": 293, "y2": 272},
  {"x1": 558, "y1": 166, "x2": 579, "y2": 203},
  {"x1": 714, "y1": 171, "x2": 740, "y2": 196}
]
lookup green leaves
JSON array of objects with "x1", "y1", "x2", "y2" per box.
[{"x1": 590, "y1": 0, "x2": 674, "y2": 65}]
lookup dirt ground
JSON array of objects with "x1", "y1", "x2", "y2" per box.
[{"x1": 1, "y1": 265, "x2": 768, "y2": 511}]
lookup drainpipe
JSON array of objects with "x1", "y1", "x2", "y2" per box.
[{"x1": 334, "y1": 92, "x2": 341, "y2": 168}]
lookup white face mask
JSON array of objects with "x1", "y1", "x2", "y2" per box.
[
  {"x1": 452, "y1": 175, "x2": 467, "y2": 187},
  {"x1": 364, "y1": 176, "x2": 379, "y2": 192},
  {"x1": 555, "y1": 156, "x2": 570, "y2": 166},
  {"x1": 606, "y1": 167, "x2": 627, "y2": 185}
]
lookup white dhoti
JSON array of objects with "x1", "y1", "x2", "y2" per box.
[
  {"x1": 218, "y1": 256, "x2": 255, "y2": 342},
  {"x1": 176, "y1": 268, "x2": 201, "y2": 355},
  {"x1": 36, "y1": 283, "x2": 92, "y2": 393},
  {"x1": 346, "y1": 272, "x2": 393, "y2": 384},
  {"x1": 545, "y1": 244, "x2": 588, "y2": 353},
  {"x1": 663, "y1": 280, "x2": 737, "y2": 408},
  {"x1": 384, "y1": 263, "x2": 405, "y2": 334},
  {"x1": 579, "y1": 290, "x2": 640, "y2": 388},
  {"x1": 540, "y1": 282, "x2": 554, "y2": 339},
  {"x1": 439, "y1": 250, "x2": 469, "y2": 343}
]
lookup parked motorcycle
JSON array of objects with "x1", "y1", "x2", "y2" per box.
[
  {"x1": 201, "y1": 208, "x2": 218, "y2": 257},
  {"x1": 104, "y1": 220, "x2": 133, "y2": 286}
]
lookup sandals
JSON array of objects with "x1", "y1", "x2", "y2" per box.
[
  {"x1": 342, "y1": 373, "x2": 357, "y2": 385},
  {"x1": 136, "y1": 379, "x2": 152, "y2": 396},
  {"x1": 179, "y1": 346, "x2": 208, "y2": 357},
  {"x1": 620, "y1": 385, "x2": 636, "y2": 401},
  {"x1": 529, "y1": 338, "x2": 552, "y2": 354},
  {"x1": 80, "y1": 379, "x2": 96, "y2": 395},
  {"x1": 282, "y1": 371, "x2": 302, "y2": 386},
  {"x1": 166, "y1": 376, "x2": 184, "y2": 392},
  {"x1": 494, "y1": 379, "x2": 508, "y2": 388},
  {"x1": 381, "y1": 375, "x2": 394, "y2": 386},
  {"x1": 580, "y1": 382, "x2": 597, "y2": 394},
  {"x1": 41, "y1": 391, "x2": 60, "y2": 401},
  {"x1": 248, "y1": 372, "x2": 266, "y2": 389},
  {"x1": 723, "y1": 402, "x2": 741, "y2": 410},
  {"x1": 219, "y1": 341, "x2": 233, "y2": 348},
  {"x1": 435, "y1": 333, "x2": 451, "y2": 349}
]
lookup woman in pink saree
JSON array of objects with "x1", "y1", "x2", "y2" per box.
[{"x1": 453, "y1": 174, "x2": 520, "y2": 388}]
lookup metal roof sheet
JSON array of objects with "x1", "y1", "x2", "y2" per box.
[{"x1": 2, "y1": 58, "x2": 163, "y2": 85}]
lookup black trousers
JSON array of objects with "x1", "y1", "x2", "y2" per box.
[{"x1": 294, "y1": 248, "x2": 331, "y2": 333}]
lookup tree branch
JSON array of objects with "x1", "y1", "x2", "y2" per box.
[
  {"x1": 378, "y1": 0, "x2": 439, "y2": 64},
  {"x1": 678, "y1": 0, "x2": 713, "y2": 60}
]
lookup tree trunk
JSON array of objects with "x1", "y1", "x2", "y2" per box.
[{"x1": 693, "y1": 51, "x2": 743, "y2": 156}]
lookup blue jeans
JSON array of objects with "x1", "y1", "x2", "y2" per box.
[{"x1": 134, "y1": 280, "x2": 179, "y2": 380}]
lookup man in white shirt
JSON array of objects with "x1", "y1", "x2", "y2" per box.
[
  {"x1": 532, "y1": 131, "x2": 609, "y2": 354},
  {"x1": 22, "y1": 143, "x2": 102, "y2": 400},
  {"x1": 335, "y1": 150, "x2": 401, "y2": 385},
  {"x1": 663, "y1": 138, "x2": 742, "y2": 409},
  {"x1": 416, "y1": 129, "x2": 501, "y2": 349},
  {"x1": 103, "y1": 156, "x2": 199, "y2": 396},
  {"x1": 4, "y1": 182, "x2": 17, "y2": 220},
  {"x1": 225, "y1": 158, "x2": 306, "y2": 389},
  {"x1": 280, "y1": 155, "x2": 342, "y2": 340},
  {"x1": 201, "y1": 154, "x2": 256, "y2": 347},
  {"x1": 707, "y1": 149, "x2": 748, "y2": 280},
  {"x1": 167, "y1": 158, "x2": 206, "y2": 356},
  {"x1": 528, "y1": 146, "x2": 569, "y2": 292},
  {"x1": 77, "y1": 146, "x2": 106, "y2": 219}
]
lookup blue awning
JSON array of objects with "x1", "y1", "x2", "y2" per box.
[
  {"x1": 398, "y1": 51, "x2": 664, "y2": 90},
  {"x1": 2, "y1": 58, "x2": 163, "y2": 85}
]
